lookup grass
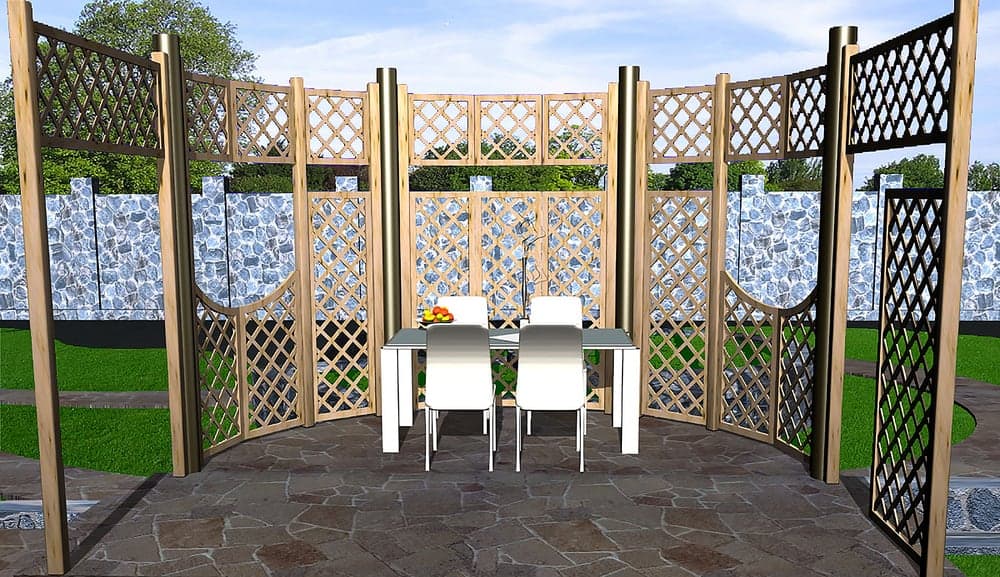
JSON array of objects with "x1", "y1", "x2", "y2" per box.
[
  {"x1": 844, "y1": 328, "x2": 1000, "y2": 386},
  {"x1": 0, "y1": 327, "x2": 168, "y2": 391},
  {"x1": 948, "y1": 555, "x2": 1000, "y2": 577},
  {"x1": 0, "y1": 405, "x2": 171, "y2": 476}
]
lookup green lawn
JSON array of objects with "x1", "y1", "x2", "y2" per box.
[
  {"x1": 0, "y1": 327, "x2": 168, "y2": 391},
  {"x1": 844, "y1": 328, "x2": 1000, "y2": 386},
  {"x1": 949, "y1": 555, "x2": 1000, "y2": 577}
]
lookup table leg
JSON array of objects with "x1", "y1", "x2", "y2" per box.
[
  {"x1": 399, "y1": 351, "x2": 413, "y2": 428},
  {"x1": 613, "y1": 349, "x2": 623, "y2": 428},
  {"x1": 381, "y1": 348, "x2": 399, "y2": 453},
  {"x1": 622, "y1": 348, "x2": 640, "y2": 454}
]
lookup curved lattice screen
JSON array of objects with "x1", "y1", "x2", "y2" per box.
[{"x1": 195, "y1": 290, "x2": 243, "y2": 456}]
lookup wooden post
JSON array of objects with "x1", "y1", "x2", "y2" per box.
[
  {"x1": 153, "y1": 33, "x2": 201, "y2": 476},
  {"x1": 925, "y1": 1, "x2": 978, "y2": 574},
  {"x1": 7, "y1": 1, "x2": 70, "y2": 572},
  {"x1": 367, "y1": 81, "x2": 385, "y2": 416},
  {"x1": 811, "y1": 25, "x2": 857, "y2": 483},
  {"x1": 603, "y1": 81, "x2": 618, "y2": 414},
  {"x1": 290, "y1": 77, "x2": 317, "y2": 427},
  {"x1": 706, "y1": 72, "x2": 730, "y2": 431}
]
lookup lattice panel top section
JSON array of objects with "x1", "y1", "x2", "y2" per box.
[
  {"x1": 34, "y1": 23, "x2": 160, "y2": 156},
  {"x1": 728, "y1": 76, "x2": 786, "y2": 161},
  {"x1": 648, "y1": 86, "x2": 714, "y2": 163},
  {"x1": 785, "y1": 66, "x2": 826, "y2": 159},
  {"x1": 478, "y1": 95, "x2": 541, "y2": 164},
  {"x1": 849, "y1": 15, "x2": 953, "y2": 154},
  {"x1": 185, "y1": 72, "x2": 229, "y2": 160},
  {"x1": 411, "y1": 95, "x2": 472, "y2": 164},
  {"x1": 543, "y1": 94, "x2": 605, "y2": 164},
  {"x1": 232, "y1": 81, "x2": 292, "y2": 163},
  {"x1": 307, "y1": 89, "x2": 366, "y2": 164}
]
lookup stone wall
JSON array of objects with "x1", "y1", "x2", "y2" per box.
[{"x1": 0, "y1": 176, "x2": 997, "y2": 320}]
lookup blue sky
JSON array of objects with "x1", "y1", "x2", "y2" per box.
[{"x1": 3, "y1": 0, "x2": 999, "y2": 184}]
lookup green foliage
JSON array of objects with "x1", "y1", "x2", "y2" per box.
[
  {"x1": 947, "y1": 555, "x2": 1000, "y2": 577},
  {"x1": 766, "y1": 158, "x2": 822, "y2": 191},
  {"x1": 227, "y1": 163, "x2": 370, "y2": 193},
  {"x1": 968, "y1": 160, "x2": 1000, "y2": 190},
  {"x1": 651, "y1": 160, "x2": 766, "y2": 191},
  {"x1": 409, "y1": 163, "x2": 602, "y2": 192},
  {"x1": 861, "y1": 153, "x2": 944, "y2": 190}
]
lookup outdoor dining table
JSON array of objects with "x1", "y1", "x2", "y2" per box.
[{"x1": 379, "y1": 327, "x2": 640, "y2": 454}]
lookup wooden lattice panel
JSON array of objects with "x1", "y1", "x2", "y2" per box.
[
  {"x1": 545, "y1": 194, "x2": 604, "y2": 325},
  {"x1": 775, "y1": 289, "x2": 818, "y2": 454},
  {"x1": 232, "y1": 81, "x2": 292, "y2": 163},
  {"x1": 850, "y1": 16, "x2": 953, "y2": 154},
  {"x1": 195, "y1": 291, "x2": 243, "y2": 456},
  {"x1": 185, "y1": 72, "x2": 230, "y2": 160},
  {"x1": 642, "y1": 192, "x2": 710, "y2": 424},
  {"x1": 728, "y1": 76, "x2": 786, "y2": 161},
  {"x1": 243, "y1": 276, "x2": 301, "y2": 437},
  {"x1": 720, "y1": 275, "x2": 777, "y2": 442},
  {"x1": 480, "y1": 194, "x2": 540, "y2": 326},
  {"x1": 648, "y1": 86, "x2": 714, "y2": 163},
  {"x1": 34, "y1": 23, "x2": 160, "y2": 156},
  {"x1": 785, "y1": 66, "x2": 826, "y2": 159},
  {"x1": 477, "y1": 95, "x2": 541, "y2": 164},
  {"x1": 543, "y1": 94, "x2": 605, "y2": 164},
  {"x1": 307, "y1": 89, "x2": 366, "y2": 164},
  {"x1": 311, "y1": 194, "x2": 375, "y2": 421},
  {"x1": 871, "y1": 189, "x2": 944, "y2": 559},
  {"x1": 410, "y1": 95, "x2": 472, "y2": 164},
  {"x1": 412, "y1": 193, "x2": 472, "y2": 312}
]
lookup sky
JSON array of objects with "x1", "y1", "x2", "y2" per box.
[{"x1": 2, "y1": 0, "x2": 999, "y2": 184}]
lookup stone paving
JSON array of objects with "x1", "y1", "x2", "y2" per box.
[{"x1": 2, "y1": 408, "x2": 967, "y2": 577}]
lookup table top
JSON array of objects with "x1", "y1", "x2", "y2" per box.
[{"x1": 383, "y1": 327, "x2": 637, "y2": 350}]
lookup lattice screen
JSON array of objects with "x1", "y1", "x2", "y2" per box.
[
  {"x1": 232, "y1": 81, "x2": 292, "y2": 163},
  {"x1": 543, "y1": 94, "x2": 605, "y2": 164},
  {"x1": 410, "y1": 95, "x2": 472, "y2": 164},
  {"x1": 648, "y1": 86, "x2": 714, "y2": 164},
  {"x1": 871, "y1": 189, "x2": 945, "y2": 560},
  {"x1": 849, "y1": 16, "x2": 953, "y2": 154},
  {"x1": 195, "y1": 291, "x2": 243, "y2": 456},
  {"x1": 785, "y1": 67, "x2": 826, "y2": 159},
  {"x1": 311, "y1": 193, "x2": 375, "y2": 421},
  {"x1": 728, "y1": 77, "x2": 786, "y2": 161},
  {"x1": 477, "y1": 96, "x2": 541, "y2": 164},
  {"x1": 185, "y1": 73, "x2": 230, "y2": 160},
  {"x1": 775, "y1": 289, "x2": 818, "y2": 454},
  {"x1": 545, "y1": 194, "x2": 604, "y2": 324},
  {"x1": 243, "y1": 276, "x2": 302, "y2": 437},
  {"x1": 412, "y1": 193, "x2": 472, "y2": 314},
  {"x1": 641, "y1": 192, "x2": 710, "y2": 424},
  {"x1": 34, "y1": 23, "x2": 160, "y2": 156},
  {"x1": 307, "y1": 89, "x2": 366, "y2": 164}
]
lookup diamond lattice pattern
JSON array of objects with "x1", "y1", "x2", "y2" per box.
[
  {"x1": 411, "y1": 97, "x2": 471, "y2": 163},
  {"x1": 851, "y1": 18, "x2": 953, "y2": 153},
  {"x1": 786, "y1": 69, "x2": 826, "y2": 158},
  {"x1": 545, "y1": 95, "x2": 604, "y2": 162},
  {"x1": 720, "y1": 282, "x2": 774, "y2": 440},
  {"x1": 196, "y1": 297, "x2": 242, "y2": 452},
  {"x1": 233, "y1": 84, "x2": 291, "y2": 161},
  {"x1": 871, "y1": 193, "x2": 943, "y2": 556},
  {"x1": 546, "y1": 195, "x2": 603, "y2": 324},
  {"x1": 775, "y1": 291, "x2": 818, "y2": 453},
  {"x1": 481, "y1": 196, "x2": 538, "y2": 326},
  {"x1": 414, "y1": 196, "x2": 471, "y2": 310},
  {"x1": 185, "y1": 76, "x2": 228, "y2": 159},
  {"x1": 35, "y1": 27, "x2": 159, "y2": 154},
  {"x1": 311, "y1": 195, "x2": 373, "y2": 420},
  {"x1": 729, "y1": 81, "x2": 784, "y2": 159},
  {"x1": 643, "y1": 194, "x2": 710, "y2": 422},
  {"x1": 308, "y1": 91, "x2": 365, "y2": 162},
  {"x1": 244, "y1": 279, "x2": 300, "y2": 435},
  {"x1": 649, "y1": 89, "x2": 713, "y2": 163},
  {"x1": 479, "y1": 97, "x2": 539, "y2": 163}
]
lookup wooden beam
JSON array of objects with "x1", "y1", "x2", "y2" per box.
[
  {"x1": 7, "y1": 0, "x2": 70, "y2": 572},
  {"x1": 706, "y1": 72, "x2": 730, "y2": 431},
  {"x1": 290, "y1": 77, "x2": 316, "y2": 427}
]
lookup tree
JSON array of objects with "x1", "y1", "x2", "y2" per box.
[
  {"x1": 665, "y1": 163, "x2": 714, "y2": 190},
  {"x1": 766, "y1": 158, "x2": 822, "y2": 191},
  {"x1": 968, "y1": 161, "x2": 1000, "y2": 191},
  {"x1": 861, "y1": 154, "x2": 944, "y2": 190},
  {"x1": 1, "y1": 0, "x2": 257, "y2": 194}
]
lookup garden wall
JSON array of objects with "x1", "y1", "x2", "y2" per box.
[{"x1": 0, "y1": 175, "x2": 997, "y2": 321}]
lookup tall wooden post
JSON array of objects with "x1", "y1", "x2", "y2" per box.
[
  {"x1": 925, "y1": 1, "x2": 978, "y2": 574},
  {"x1": 290, "y1": 77, "x2": 317, "y2": 427},
  {"x1": 7, "y1": 0, "x2": 70, "y2": 572},
  {"x1": 614, "y1": 66, "x2": 639, "y2": 338},
  {"x1": 153, "y1": 33, "x2": 201, "y2": 475},
  {"x1": 706, "y1": 72, "x2": 730, "y2": 431},
  {"x1": 811, "y1": 25, "x2": 857, "y2": 483}
]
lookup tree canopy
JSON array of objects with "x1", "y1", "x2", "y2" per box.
[
  {"x1": 861, "y1": 154, "x2": 944, "y2": 190},
  {"x1": 968, "y1": 161, "x2": 1000, "y2": 191},
  {"x1": 647, "y1": 160, "x2": 768, "y2": 191}
]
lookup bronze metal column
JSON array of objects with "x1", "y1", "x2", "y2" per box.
[
  {"x1": 377, "y1": 68, "x2": 402, "y2": 339},
  {"x1": 615, "y1": 66, "x2": 639, "y2": 337}
]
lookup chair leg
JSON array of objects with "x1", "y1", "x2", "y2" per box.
[
  {"x1": 483, "y1": 409, "x2": 488, "y2": 435},
  {"x1": 425, "y1": 406, "x2": 431, "y2": 471},
  {"x1": 488, "y1": 404, "x2": 495, "y2": 472},
  {"x1": 432, "y1": 409, "x2": 438, "y2": 451},
  {"x1": 516, "y1": 408, "x2": 521, "y2": 472},
  {"x1": 527, "y1": 410, "x2": 532, "y2": 435},
  {"x1": 579, "y1": 406, "x2": 585, "y2": 473}
]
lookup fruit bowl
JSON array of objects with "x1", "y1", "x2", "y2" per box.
[
  {"x1": 417, "y1": 306, "x2": 454, "y2": 328},
  {"x1": 416, "y1": 318, "x2": 454, "y2": 328}
]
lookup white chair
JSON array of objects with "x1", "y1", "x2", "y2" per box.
[
  {"x1": 515, "y1": 324, "x2": 587, "y2": 472},
  {"x1": 432, "y1": 296, "x2": 491, "y2": 434},
  {"x1": 424, "y1": 324, "x2": 495, "y2": 471},
  {"x1": 524, "y1": 296, "x2": 586, "y2": 436}
]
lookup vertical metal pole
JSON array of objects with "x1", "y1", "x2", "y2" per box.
[
  {"x1": 7, "y1": 0, "x2": 70, "y2": 572},
  {"x1": 615, "y1": 66, "x2": 638, "y2": 338},
  {"x1": 153, "y1": 33, "x2": 201, "y2": 475},
  {"x1": 706, "y1": 72, "x2": 730, "y2": 431},
  {"x1": 812, "y1": 25, "x2": 857, "y2": 483},
  {"x1": 377, "y1": 68, "x2": 402, "y2": 340}
]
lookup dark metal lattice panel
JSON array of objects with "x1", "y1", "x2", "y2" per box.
[
  {"x1": 849, "y1": 16, "x2": 953, "y2": 154},
  {"x1": 775, "y1": 289, "x2": 818, "y2": 454},
  {"x1": 785, "y1": 66, "x2": 826, "y2": 159},
  {"x1": 870, "y1": 188, "x2": 945, "y2": 561}
]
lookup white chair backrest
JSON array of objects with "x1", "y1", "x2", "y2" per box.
[
  {"x1": 424, "y1": 324, "x2": 493, "y2": 410},
  {"x1": 528, "y1": 296, "x2": 583, "y2": 328},
  {"x1": 516, "y1": 324, "x2": 585, "y2": 411},
  {"x1": 435, "y1": 296, "x2": 489, "y2": 328}
]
